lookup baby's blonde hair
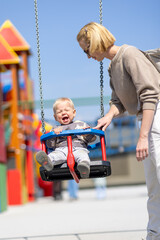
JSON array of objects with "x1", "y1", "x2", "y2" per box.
[
  {"x1": 77, "y1": 22, "x2": 116, "y2": 54},
  {"x1": 53, "y1": 97, "x2": 75, "y2": 114}
]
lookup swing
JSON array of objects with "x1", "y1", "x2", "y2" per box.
[
  {"x1": 39, "y1": 129, "x2": 111, "y2": 183},
  {"x1": 34, "y1": 0, "x2": 111, "y2": 183}
]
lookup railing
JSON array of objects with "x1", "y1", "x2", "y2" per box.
[{"x1": 89, "y1": 115, "x2": 139, "y2": 157}]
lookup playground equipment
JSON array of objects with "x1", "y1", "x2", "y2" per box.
[
  {"x1": 0, "y1": 85, "x2": 7, "y2": 211},
  {"x1": 40, "y1": 129, "x2": 111, "y2": 183},
  {"x1": 0, "y1": 20, "x2": 35, "y2": 210}
]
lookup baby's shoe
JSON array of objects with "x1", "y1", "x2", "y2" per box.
[
  {"x1": 36, "y1": 151, "x2": 54, "y2": 171},
  {"x1": 77, "y1": 161, "x2": 90, "y2": 179}
]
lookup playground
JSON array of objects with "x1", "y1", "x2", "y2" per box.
[{"x1": 1, "y1": 1, "x2": 160, "y2": 240}]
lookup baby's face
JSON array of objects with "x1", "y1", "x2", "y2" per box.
[{"x1": 54, "y1": 101, "x2": 76, "y2": 125}]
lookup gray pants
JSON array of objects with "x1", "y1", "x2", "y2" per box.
[
  {"x1": 139, "y1": 101, "x2": 160, "y2": 240},
  {"x1": 48, "y1": 147, "x2": 90, "y2": 166}
]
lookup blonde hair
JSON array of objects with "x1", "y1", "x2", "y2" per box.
[
  {"x1": 53, "y1": 97, "x2": 75, "y2": 114},
  {"x1": 77, "y1": 22, "x2": 116, "y2": 54}
]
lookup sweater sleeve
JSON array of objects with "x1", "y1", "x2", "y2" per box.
[
  {"x1": 108, "y1": 67, "x2": 126, "y2": 114},
  {"x1": 123, "y1": 48, "x2": 160, "y2": 111},
  {"x1": 74, "y1": 121, "x2": 97, "y2": 143},
  {"x1": 46, "y1": 138, "x2": 56, "y2": 149}
]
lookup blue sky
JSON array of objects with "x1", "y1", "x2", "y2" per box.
[{"x1": 1, "y1": 0, "x2": 160, "y2": 122}]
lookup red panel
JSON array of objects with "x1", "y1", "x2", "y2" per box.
[
  {"x1": 7, "y1": 170, "x2": 22, "y2": 205},
  {"x1": 0, "y1": 124, "x2": 6, "y2": 163},
  {"x1": 0, "y1": 42, "x2": 15, "y2": 60},
  {"x1": 0, "y1": 35, "x2": 19, "y2": 64},
  {"x1": 1, "y1": 28, "x2": 23, "y2": 47}
]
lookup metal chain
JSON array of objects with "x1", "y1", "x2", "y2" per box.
[
  {"x1": 100, "y1": 61, "x2": 104, "y2": 117},
  {"x1": 99, "y1": 0, "x2": 104, "y2": 117},
  {"x1": 99, "y1": 0, "x2": 103, "y2": 25},
  {"x1": 34, "y1": 0, "x2": 46, "y2": 134}
]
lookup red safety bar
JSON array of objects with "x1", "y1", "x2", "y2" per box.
[
  {"x1": 42, "y1": 141, "x2": 47, "y2": 152},
  {"x1": 67, "y1": 136, "x2": 79, "y2": 183},
  {"x1": 100, "y1": 136, "x2": 107, "y2": 161}
]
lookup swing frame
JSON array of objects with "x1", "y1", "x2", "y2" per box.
[{"x1": 39, "y1": 129, "x2": 111, "y2": 183}]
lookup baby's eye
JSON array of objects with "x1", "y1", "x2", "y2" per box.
[{"x1": 56, "y1": 111, "x2": 61, "y2": 114}]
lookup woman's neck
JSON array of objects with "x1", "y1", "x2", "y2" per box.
[{"x1": 104, "y1": 45, "x2": 121, "y2": 60}]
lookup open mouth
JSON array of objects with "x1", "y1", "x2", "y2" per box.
[{"x1": 62, "y1": 116, "x2": 69, "y2": 123}]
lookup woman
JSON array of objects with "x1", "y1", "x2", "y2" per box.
[{"x1": 77, "y1": 22, "x2": 160, "y2": 240}]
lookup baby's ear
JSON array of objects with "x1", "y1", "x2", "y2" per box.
[
  {"x1": 54, "y1": 114, "x2": 57, "y2": 121},
  {"x1": 73, "y1": 109, "x2": 76, "y2": 116}
]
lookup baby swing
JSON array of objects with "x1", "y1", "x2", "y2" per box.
[{"x1": 34, "y1": 0, "x2": 111, "y2": 183}]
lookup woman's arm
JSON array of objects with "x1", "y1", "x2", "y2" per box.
[
  {"x1": 94, "y1": 104, "x2": 120, "y2": 131},
  {"x1": 136, "y1": 109, "x2": 154, "y2": 161}
]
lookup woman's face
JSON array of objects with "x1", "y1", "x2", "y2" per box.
[{"x1": 79, "y1": 39, "x2": 104, "y2": 62}]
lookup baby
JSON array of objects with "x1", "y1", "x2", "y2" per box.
[{"x1": 36, "y1": 97, "x2": 96, "y2": 179}]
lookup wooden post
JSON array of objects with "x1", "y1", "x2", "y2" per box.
[
  {"x1": 10, "y1": 64, "x2": 22, "y2": 171},
  {"x1": 21, "y1": 51, "x2": 35, "y2": 201}
]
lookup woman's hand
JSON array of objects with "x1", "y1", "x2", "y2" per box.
[
  {"x1": 136, "y1": 109, "x2": 154, "y2": 161},
  {"x1": 94, "y1": 114, "x2": 113, "y2": 131},
  {"x1": 94, "y1": 105, "x2": 120, "y2": 131},
  {"x1": 136, "y1": 136, "x2": 149, "y2": 161}
]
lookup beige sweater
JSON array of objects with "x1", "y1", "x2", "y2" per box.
[{"x1": 108, "y1": 44, "x2": 160, "y2": 115}]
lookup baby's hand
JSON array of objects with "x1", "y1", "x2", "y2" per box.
[
  {"x1": 83, "y1": 126, "x2": 90, "y2": 130},
  {"x1": 53, "y1": 127, "x2": 63, "y2": 135}
]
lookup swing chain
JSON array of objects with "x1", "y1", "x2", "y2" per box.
[
  {"x1": 34, "y1": 0, "x2": 46, "y2": 134},
  {"x1": 99, "y1": 0, "x2": 103, "y2": 25},
  {"x1": 100, "y1": 61, "x2": 104, "y2": 117},
  {"x1": 99, "y1": 0, "x2": 104, "y2": 117}
]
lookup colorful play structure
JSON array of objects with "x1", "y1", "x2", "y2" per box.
[{"x1": 0, "y1": 20, "x2": 43, "y2": 213}]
